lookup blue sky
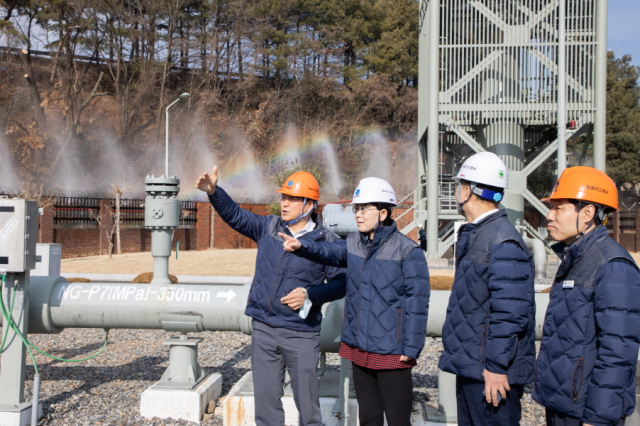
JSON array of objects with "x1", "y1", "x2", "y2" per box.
[{"x1": 608, "y1": 0, "x2": 640, "y2": 65}]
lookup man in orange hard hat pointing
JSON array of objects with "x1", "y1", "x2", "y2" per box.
[
  {"x1": 533, "y1": 166, "x2": 640, "y2": 426},
  {"x1": 196, "y1": 167, "x2": 346, "y2": 426}
]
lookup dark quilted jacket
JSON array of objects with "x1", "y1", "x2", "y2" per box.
[
  {"x1": 298, "y1": 222, "x2": 431, "y2": 359},
  {"x1": 438, "y1": 210, "x2": 536, "y2": 385},
  {"x1": 208, "y1": 187, "x2": 346, "y2": 332},
  {"x1": 532, "y1": 226, "x2": 640, "y2": 426}
]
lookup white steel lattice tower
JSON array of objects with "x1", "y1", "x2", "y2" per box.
[{"x1": 416, "y1": 0, "x2": 608, "y2": 257}]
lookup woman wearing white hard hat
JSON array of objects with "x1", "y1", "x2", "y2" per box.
[{"x1": 279, "y1": 177, "x2": 430, "y2": 426}]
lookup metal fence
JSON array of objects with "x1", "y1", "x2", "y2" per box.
[
  {"x1": 54, "y1": 197, "x2": 101, "y2": 228},
  {"x1": 180, "y1": 200, "x2": 197, "y2": 229},
  {"x1": 52, "y1": 197, "x2": 199, "y2": 229}
]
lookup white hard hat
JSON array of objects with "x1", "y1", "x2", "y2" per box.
[
  {"x1": 454, "y1": 152, "x2": 509, "y2": 189},
  {"x1": 352, "y1": 177, "x2": 398, "y2": 206}
]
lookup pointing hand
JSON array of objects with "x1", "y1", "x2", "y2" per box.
[
  {"x1": 196, "y1": 166, "x2": 219, "y2": 195},
  {"x1": 279, "y1": 232, "x2": 302, "y2": 252}
]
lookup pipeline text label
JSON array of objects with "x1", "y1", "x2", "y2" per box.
[{"x1": 58, "y1": 284, "x2": 212, "y2": 304}]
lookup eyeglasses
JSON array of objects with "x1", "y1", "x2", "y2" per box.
[
  {"x1": 280, "y1": 195, "x2": 303, "y2": 203},
  {"x1": 352, "y1": 205, "x2": 378, "y2": 214}
]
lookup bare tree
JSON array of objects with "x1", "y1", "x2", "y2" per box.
[
  {"x1": 17, "y1": 182, "x2": 57, "y2": 209},
  {"x1": 110, "y1": 180, "x2": 135, "y2": 255},
  {"x1": 91, "y1": 204, "x2": 116, "y2": 259}
]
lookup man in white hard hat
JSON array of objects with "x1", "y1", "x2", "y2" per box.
[{"x1": 438, "y1": 152, "x2": 536, "y2": 425}]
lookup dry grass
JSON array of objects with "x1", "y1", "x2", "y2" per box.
[
  {"x1": 66, "y1": 277, "x2": 91, "y2": 283},
  {"x1": 132, "y1": 272, "x2": 179, "y2": 284},
  {"x1": 61, "y1": 249, "x2": 455, "y2": 277},
  {"x1": 62, "y1": 249, "x2": 259, "y2": 276},
  {"x1": 430, "y1": 276, "x2": 454, "y2": 290}
]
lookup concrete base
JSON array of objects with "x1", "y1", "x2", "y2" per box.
[
  {"x1": 0, "y1": 402, "x2": 43, "y2": 426},
  {"x1": 140, "y1": 372, "x2": 222, "y2": 422},
  {"x1": 222, "y1": 371, "x2": 449, "y2": 426},
  {"x1": 426, "y1": 258, "x2": 449, "y2": 268},
  {"x1": 223, "y1": 371, "x2": 358, "y2": 426}
]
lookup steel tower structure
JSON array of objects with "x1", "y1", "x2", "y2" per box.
[{"x1": 415, "y1": 0, "x2": 608, "y2": 257}]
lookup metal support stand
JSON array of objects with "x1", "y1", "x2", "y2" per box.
[
  {"x1": 155, "y1": 334, "x2": 206, "y2": 390},
  {"x1": 424, "y1": 369, "x2": 457, "y2": 423},
  {"x1": 333, "y1": 358, "x2": 352, "y2": 426}
]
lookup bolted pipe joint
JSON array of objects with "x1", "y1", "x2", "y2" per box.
[{"x1": 144, "y1": 175, "x2": 181, "y2": 285}]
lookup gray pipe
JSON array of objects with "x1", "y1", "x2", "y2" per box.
[
  {"x1": 522, "y1": 236, "x2": 548, "y2": 280},
  {"x1": 23, "y1": 277, "x2": 253, "y2": 335},
  {"x1": 4, "y1": 278, "x2": 551, "y2": 343},
  {"x1": 593, "y1": 0, "x2": 608, "y2": 172},
  {"x1": 425, "y1": 0, "x2": 440, "y2": 257},
  {"x1": 31, "y1": 373, "x2": 40, "y2": 426}
]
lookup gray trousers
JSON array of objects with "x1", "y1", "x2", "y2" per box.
[{"x1": 251, "y1": 319, "x2": 322, "y2": 426}]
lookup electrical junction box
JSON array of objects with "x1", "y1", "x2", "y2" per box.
[
  {"x1": 32, "y1": 243, "x2": 62, "y2": 276},
  {"x1": 0, "y1": 198, "x2": 38, "y2": 272}
]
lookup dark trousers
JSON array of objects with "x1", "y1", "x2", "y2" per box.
[
  {"x1": 251, "y1": 320, "x2": 322, "y2": 426},
  {"x1": 545, "y1": 408, "x2": 625, "y2": 426},
  {"x1": 351, "y1": 363, "x2": 413, "y2": 426},
  {"x1": 456, "y1": 375, "x2": 524, "y2": 426}
]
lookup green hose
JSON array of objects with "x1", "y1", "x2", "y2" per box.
[
  {"x1": 0, "y1": 273, "x2": 38, "y2": 373},
  {"x1": 0, "y1": 277, "x2": 17, "y2": 354},
  {"x1": 0, "y1": 273, "x2": 109, "y2": 374}
]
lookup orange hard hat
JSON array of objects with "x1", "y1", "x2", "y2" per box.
[
  {"x1": 277, "y1": 171, "x2": 320, "y2": 201},
  {"x1": 541, "y1": 166, "x2": 619, "y2": 211}
]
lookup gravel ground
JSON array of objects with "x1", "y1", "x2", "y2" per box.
[{"x1": 0, "y1": 328, "x2": 545, "y2": 425}]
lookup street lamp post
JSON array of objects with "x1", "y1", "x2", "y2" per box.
[{"x1": 165, "y1": 93, "x2": 190, "y2": 176}]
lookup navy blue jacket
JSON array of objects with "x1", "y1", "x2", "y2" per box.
[
  {"x1": 438, "y1": 210, "x2": 536, "y2": 385},
  {"x1": 208, "y1": 187, "x2": 346, "y2": 332},
  {"x1": 533, "y1": 226, "x2": 640, "y2": 426},
  {"x1": 296, "y1": 222, "x2": 430, "y2": 359}
]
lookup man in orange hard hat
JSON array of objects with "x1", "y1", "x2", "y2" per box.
[
  {"x1": 196, "y1": 167, "x2": 346, "y2": 426},
  {"x1": 533, "y1": 166, "x2": 640, "y2": 426}
]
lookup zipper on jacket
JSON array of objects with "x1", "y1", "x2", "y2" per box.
[
  {"x1": 354, "y1": 246, "x2": 372, "y2": 344},
  {"x1": 479, "y1": 324, "x2": 487, "y2": 362},
  {"x1": 397, "y1": 309, "x2": 402, "y2": 342},
  {"x1": 265, "y1": 252, "x2": 286, "y2": 323},
  {"x1": 248, "y1": 276, "x2": 258, "y2": 303},
  {"x1": 571, "y1": 358, "x2": 584, "y2": 401}
]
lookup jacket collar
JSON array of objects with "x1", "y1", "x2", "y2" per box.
[
  {"x1": 551, "y1": 225, "x2": 609, "y2": 265},
  {"x1": 277, "y1": 212, "x2": 326, "y2": 240},
  {"x1": 359, "y1": 221, "x2": 397, "y2": 249},
  {"x1": 460, "y1": 209, "x2": 506, "y2": 235}
]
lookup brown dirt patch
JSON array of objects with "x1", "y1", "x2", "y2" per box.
[
  {"x1": 62, "y1": 249, "x2": 259, "y2": 276},
  {"x1": 132, "y1": 272, "x2": 179, "y2": 284},
  {"x1": 430, "y1": 276, "x2": 454, "y2": 290},
  {"x1": 66, "y1": 277, "x2": 91, "y2": 283}
]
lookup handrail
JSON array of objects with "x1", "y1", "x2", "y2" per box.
[
  {"x1": 396, "y1": 197, "x2": 426, "y2": 222},
  {"x1": 396, "y1": 182, "x2": 427, "y2": 205},
  {"x1": 521, "y1": 221, "x2": 554, "y2": 255}
]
